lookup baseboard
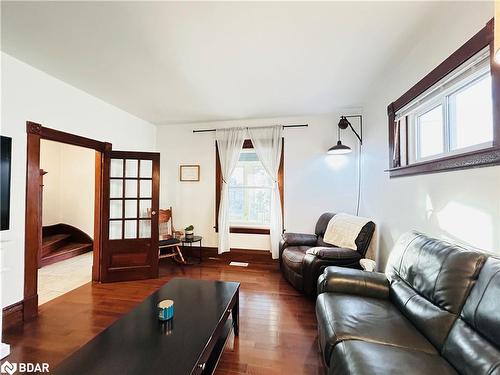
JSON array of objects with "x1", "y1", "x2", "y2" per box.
[
  {"x1": 2, "y1": 301, "x2": 24, "y2": 332},
  {"x1": 181, "y1": 246, "x2": 277, "y2": 263}
]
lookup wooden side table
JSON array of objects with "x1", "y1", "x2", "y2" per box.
[{"x1": 180, "y1": 235, "x2": 203, "y2": 263}]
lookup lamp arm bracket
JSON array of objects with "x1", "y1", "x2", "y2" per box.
[
  {"x1": 348, "y1": 123, "x2": 362, "y2": 144},
  {"x1": 343, "y1": 115, "x2": 363, "y2": 145}
]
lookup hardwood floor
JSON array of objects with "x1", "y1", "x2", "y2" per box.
[{"x1": 2, "y1": 252, "x2": 323, "y2": 374}]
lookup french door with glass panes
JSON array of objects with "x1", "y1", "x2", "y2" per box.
[{"x1": 100, "y1": 150, "x2": 160, "y2": 282}]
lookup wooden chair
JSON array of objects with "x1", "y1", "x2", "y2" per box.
[{"x1": 156, "y1": 207, "x2": 185, "y2": 264}]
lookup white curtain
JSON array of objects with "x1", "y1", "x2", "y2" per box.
[
  {"x1": 248, "y1": 125, "x2": 283, "y2": 259},
  {"x1": 216, "y1": 127, "x2": 246, "y2": 254}
]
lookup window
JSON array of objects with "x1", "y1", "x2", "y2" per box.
[
  {"x1": 215, "y1": 139, "x2": 283, "y2": 234},
  {"x1": 388, "y1": 19, "x2": 500, "y2": 177},
  {"x1": 449, "y1": 74, "x2": 493, "y2": 150},
  {"x1": 228, "y1": 149, "x2": 272, "y2": 228},
  {"x1": 416, "y1": 104, "x2": 444, "y2": 159},
  {"x1": 404, "y1": 49, "x2": 493, "y2": 163}
]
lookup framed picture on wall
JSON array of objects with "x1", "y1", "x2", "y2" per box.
[{"x1": 179, "y1": 165, "x2": 200, "y2": 182}]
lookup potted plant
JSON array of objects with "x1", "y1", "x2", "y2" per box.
[{"x1": 185, "y1": 225, "x2": 194, "y2": 238}]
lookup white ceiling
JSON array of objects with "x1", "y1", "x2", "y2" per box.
[{"x1": 2, "y1": 1, "x2": 444, "y2": 125}]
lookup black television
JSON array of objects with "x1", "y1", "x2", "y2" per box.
[{"x1": 1, "y1": 136, "x2": 12, "y2": 230}]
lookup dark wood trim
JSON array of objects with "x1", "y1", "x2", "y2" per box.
[
  {"x1": 230, "y1": 227, "x2": 270, "y2": 235},
  {"x1": 242, "y1": 139, "x2": 253, "y2": 149},
  {"x1": 180, "y1": 246, "x2": 277, "y2": 263},
  {"x1": 2, "y1": 301, "x2": 24, "y2": 332},
  {"x1": 491, "y1": 19, "x2": 500, "y2": 148},
  {"x1": 387, "y1": 103, "x2": 396, "y2": 168},
  {"x1": 278, "y1": 138, "x2": 284, "y2": 214},
  {"x1": 388, "y1": 19, "x2": 500, "y2": 178},
  {"x1": 404, "y1": 116, "x2": 409, "y2": 166},
  {"x1": 387, "y1": 146, "x2": 500, "y2": 177},
  {"x1": 28, "y1": 121, "x2": 107, "y2": 152},
  {"x1": 215, "y1": 142, "x2": 221, "y2": 231},
  {"x1": 391, "y1": 20, "x2": 493, "y2": 113},
  {"x1": 42, "y1": 223, "x2": 93, "y2": 244},
  {"x1": 92, "y1": 146, "x2": 108, "y2": 282},
  {"x1": 24, "y1": 127, "x2": 41, "y2": 321},
  {"x1": 24, "y1": 122, "x2": 109, "y2": 320},
  {"x1": 40, "y1": 223, "x2": 93, "y2": 267},
  {"x1": 215, "y1": 139, "x2": 284, "y2": 233},
  {"x1": 106, "y1": 150, "x2": 158, "y2": 159}
]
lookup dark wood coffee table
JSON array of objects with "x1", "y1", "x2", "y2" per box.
[{"x1": 53, "y1": 278, "x2": 240, "y2": 375}]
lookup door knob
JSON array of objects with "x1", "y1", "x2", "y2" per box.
[{"x1": 151, "y1": 211, "x2": 157, "y2": 216}]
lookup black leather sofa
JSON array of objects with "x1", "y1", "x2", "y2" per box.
[
  {"x1": 279, "y1": 213, "x2": 375, "y2": 297},
  {"x1": 316, "y1": 231, "x2": 500, "y2": 375}
]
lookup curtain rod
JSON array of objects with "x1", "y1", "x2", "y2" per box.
[{"x1": 192, "y1": 124, "x2": 308, "y2": 133}]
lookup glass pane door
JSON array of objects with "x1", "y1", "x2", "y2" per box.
[{"x1": 109, "y1": 158, "x2": 152, "y2": 240}]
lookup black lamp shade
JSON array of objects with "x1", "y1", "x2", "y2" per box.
[
  {"x1": 327, "y1": 140, "x2": 352, "y2": 155},
  {"x1": 338, "y1": 116, "x2": 351, "y2": 129}
]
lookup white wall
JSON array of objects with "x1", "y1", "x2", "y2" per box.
[
  {"x1": 157, "y1": 113, "x2": 362, "y2": 251},
  {"x1": 0, "y1": 53, "x2": 156, "y2": 308},
  {"x1": 360, "y1": 3, "x2": 499, "y2": 270},
  {"x1": 40, "y1": 140, "x2": 95, "y2": 237},
  {"x1": 40, "y1": 140, "x2": 62, "y2": 226}
]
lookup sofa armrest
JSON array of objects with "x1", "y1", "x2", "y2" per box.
[
  {"x1": 317, "y1": 266, "x2": 389, "y2": 299},
  {"x1": 281, "y1": 233, "x2": 317, "y2": 247},
  {"x1": 306, "y1": 247, "x2": 361, "y2": 261},
  {"x1": 279, "y1": 232, "x2": 317, "y2": 263}
]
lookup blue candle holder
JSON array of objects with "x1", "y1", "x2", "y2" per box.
[{"x1": 158, "y1": 300, "x2": 174, "y2": 321}]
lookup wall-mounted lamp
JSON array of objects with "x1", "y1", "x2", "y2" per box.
[{"x1": 327, "y1": 115, "x2": 363, "y2": 155}]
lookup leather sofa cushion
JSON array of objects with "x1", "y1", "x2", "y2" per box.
[
  {"x1": 386, "y1": 231, "x2": 486, "y2": 315},
  {"x1": 459, "y1": 257, "x2": 500, "y2": 347},
  {"x1": 281, "y1": 246, "x2": 309, "y2": 274},
  {"x1": 330, "y1": 341, "x2": 458, "y2": 375},
  {"x1": 384, "y1": 231, "x2": 486, "y2": 350},
  {"x1": 390, "y1": 279, "x2": 457, "y2": 349},
  {"x1": 316, "y1": 292, "x2": 436, "y2": 366},
  {"x1": 442, "y1": 257, "x2": 500, "y2": 375}
]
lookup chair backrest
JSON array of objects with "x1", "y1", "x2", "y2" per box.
[
  {"x1": 314, "y1": 212, "x2": 375, "y2": 256},
  {"x1": 157, "y1": 207, "x2": 174, "y2": 239}
]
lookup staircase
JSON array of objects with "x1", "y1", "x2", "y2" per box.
[{"x1": 41, "y1": 224, "x2": 93, "y2": 267}]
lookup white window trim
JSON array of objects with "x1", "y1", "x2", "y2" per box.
[{"x1": 404, "y1": 49, "x2": 492, "y2": 164}]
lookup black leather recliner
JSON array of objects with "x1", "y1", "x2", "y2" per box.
[
  {"x1": 279, "y1": 212, "x2": 375, "y2": 297},
  {"x1": 316, "y1": 231, "x2": 500, "y2": 375}
]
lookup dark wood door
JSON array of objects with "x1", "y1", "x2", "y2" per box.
[{"x1": 100, "y1": 150, "x2": 160, "y2": 282}]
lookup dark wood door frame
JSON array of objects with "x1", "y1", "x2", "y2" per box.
[{"x1": 24, "y1": 121, "x2": 110, "y2": 321}]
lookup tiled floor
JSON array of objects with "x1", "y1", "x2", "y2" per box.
[{"x1": 37, "y1": 252, "x2": 93, "y2": 305}]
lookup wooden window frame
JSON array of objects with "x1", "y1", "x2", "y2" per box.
[
  {"x1": 387, "y1": 19, "x2": 500, "y2": 178},
  {"x1": 215, "y1": 138, "x2": 284, "y2": 235}
]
